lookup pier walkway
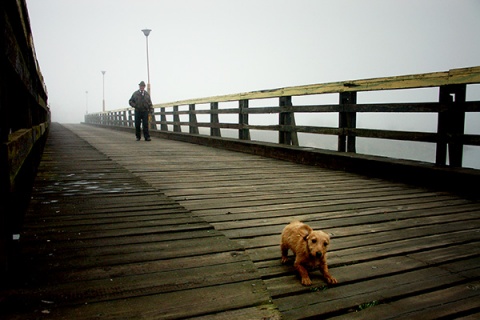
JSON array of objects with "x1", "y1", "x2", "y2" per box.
[{"x1": 1, "y1": 123, "x2": 479, "y2": 319}]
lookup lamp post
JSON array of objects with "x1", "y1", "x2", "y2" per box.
[
  {"x1": 141, "y1": 28, "x2": 156, "y2": 130},
  {"x1": 141, "y1": 29, "x2": 151, "y2": 94},
  {"x1": 101, "y1": 70, "x2": 106, "y2": 112}
]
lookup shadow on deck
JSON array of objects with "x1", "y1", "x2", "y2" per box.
[{"x1": 1, "y1": 123, "x2": 479, "y2": 319}]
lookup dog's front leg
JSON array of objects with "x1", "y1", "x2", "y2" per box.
[
  {"x1": 320, "y1": 260, "x2": 337, "y2": 284},
  {"x1": 294, "y1": 261, "x2": 312, "y2": 286}
]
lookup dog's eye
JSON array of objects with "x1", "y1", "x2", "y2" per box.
[
  {"x1": 311, "y1": 239, "x2": 317, "y2": 244},
  {"x1": 324, "y1": 242, "x2": 328, "y2": 246}
]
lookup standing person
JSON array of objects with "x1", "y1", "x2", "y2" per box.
[{"x1": 129, "y1": 81, "x2": 153, "y2": 141}]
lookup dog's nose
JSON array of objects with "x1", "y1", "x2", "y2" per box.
[{"x1": 316, "y1": 252, "x2": 323, "y2": 258}]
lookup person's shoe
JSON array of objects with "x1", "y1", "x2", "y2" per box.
[{"x1": 145, "y1": 137, "x2": 151, "y2": 141}]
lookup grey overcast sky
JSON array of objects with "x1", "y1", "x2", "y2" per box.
[{"x1": 26, "y1": 0, "x2": 480, "y2": 124}]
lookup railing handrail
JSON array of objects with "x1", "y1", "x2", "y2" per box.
[
  {"x1": 152, "y1": 66, "x2": 480, "y2": 108},
  {"x1": 85, "y1": 66, "x2": 480, "y2": 170},
  {"x1": 92, "y1": 66, "x2": 480, "y2": 111}
]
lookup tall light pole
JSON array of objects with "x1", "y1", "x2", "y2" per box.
[
  {"x1": 141, "y1": 29, "x2": 151, "y2": 94},
  {"x1": 101, "y1": 70, "x2": 106, "y2": 112}
]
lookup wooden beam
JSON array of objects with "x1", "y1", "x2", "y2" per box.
[
  {"x1": 153, "y1": 66, "x2": 480, "y2": 108},
  {"x1": 1, "y1": 122, "x2": 49, "y2": 190}
]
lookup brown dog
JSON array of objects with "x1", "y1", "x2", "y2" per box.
[{"x1": 281, "y1": 221, "x2": 337, "y2": 286}]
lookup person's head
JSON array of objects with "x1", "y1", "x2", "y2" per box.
[{"x1": 139, "y1": 81, "x2": 146, "y2": 90}]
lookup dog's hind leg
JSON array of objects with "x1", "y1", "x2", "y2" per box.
[{"x1": 281, "y1": 244, "x2": 289, "y2": 264}]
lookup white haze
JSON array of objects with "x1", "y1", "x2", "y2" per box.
[{"x1": 26, "y1": 0, "x2": 480, "y2": 168}]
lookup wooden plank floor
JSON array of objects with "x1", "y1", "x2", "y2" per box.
[
  {"x1": 0, "y1": 123, "x2": 279, "y2": 320},
  {"x1": 2, "y1": 123, "x2": 480, "y2": 319}
]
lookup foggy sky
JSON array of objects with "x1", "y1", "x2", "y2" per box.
[{"x1": 26, "y1": 0, "x2": 480, "y2": 124}]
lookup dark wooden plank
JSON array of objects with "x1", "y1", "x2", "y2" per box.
[
  {"x1": 247, "y1": 227, "x2": 480, "y2": 265},
  {"x1": 25, "y1": 236, "x2": 245, "y2": 273},
  {"x1": 32, "y1": 123, "x2": 478, "y2": 320},
  {"x1": 8, "y1": 257, "x2": 262, "y2": 308},
  {"x1": 215, "y1": 203, "x2": 479, "y2": 235},
  {"x1": 191, "y1": 305, "x2": 282, "y2": 320},
  {"x1": 39, "y1": 251, "x2": 252, "y2": 284},
  {"x1": 276, "y1": 262, "x2": 473, "y2": 319},
  {"x1": 35, "y1": 280, "x2": 274, "y2": 320},
  {"x1": 1, "y1": 123, "x2": 278, "y2": 320},
  {"x1": 329, "y1": 281, "x2": 480, "y2": 320},
  {"x1": 66, "y1": 123, "x2": 479, "y2": 318},
  {"x1": 235, "y1": 211, "x2": 480, "y2": 258},
  {"x1": 258, "y1": 241, "x2": 480, "y2": 290},
  {"x1": 189, "y1": 194, "x2": 458, "y2": 218}
]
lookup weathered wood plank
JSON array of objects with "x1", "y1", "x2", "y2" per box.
[
  {"x1": 277, "y1": 263, "x2": 471, "y2": 320},
  {"x1": 235, "y1": 210, "x2": 480, "y2": 251},
  {"x1": 247, "y1": 227, "x2": 480, "y2": 266},
  {"x1": 32, "y1": 280, "x2": 272, "y2": 320},
  {"x1": 265, "y1": 241, "x2": 480, "y2": 291},
  {"x1": 329, "y1": 281, "x2": 480, "y2": 320},
  {"x1": 8, "y1": 123, "x2": 476, "y2": 320},
  {"x1": 10, "y1": 258, "x2": 262, "y2": 307},
  {"x1": 65, "y1": 124, "x2": 480, "y2": 319},
  {"x1": 6, "y1": 280, "x2": 277, "y2": 320},
  {"x1": 1, "y1": 123, "x2": 278, "y2": 320}
]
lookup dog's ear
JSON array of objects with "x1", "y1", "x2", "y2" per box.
[{"x1": 298, "y1": 223, "x2": 313, "y2": 241}]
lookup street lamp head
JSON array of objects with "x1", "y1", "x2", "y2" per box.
[
  {"x1": 101, "y1": 70, "x2": 106, "y2": 75},
  {"x1": 142, "y1": 29, "x2": 152, "y2": 37}
]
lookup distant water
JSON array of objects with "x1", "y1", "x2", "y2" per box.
[
  {"x1": 198, "y1": 128, "x2": 480, "y2": 170},
  {"x1": 188, "y1": 85, "x2": 480, "y2": 170}
]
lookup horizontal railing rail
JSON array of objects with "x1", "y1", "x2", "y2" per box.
[{"x1": 85, "y1": 66, "x2": 480, "y2": 169}]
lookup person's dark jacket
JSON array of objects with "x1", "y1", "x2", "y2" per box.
[{"x1": 129, "y1": 90, "x2": 153, "y2": 112}]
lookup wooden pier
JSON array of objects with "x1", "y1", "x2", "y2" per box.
[{"x1": 1, "y1": 123, "x2": 479, "y2": 319}]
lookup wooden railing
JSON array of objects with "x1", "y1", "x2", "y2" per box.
[
  {"x1": 1, "y1": 0, "x2": 50, "y2": 278},
  {"x1": 86, "y1": 66, "x2": 480, "y2": 169}
]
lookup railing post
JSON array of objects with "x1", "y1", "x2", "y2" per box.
[
  {"x1": 210, "y1": 102, "x2": 221, "y2": 137},
  {"x1": 173, "y1": 106, "x2": 181, "y2": 132},
  {"x1": 128, "y1": 110, "x2": 133, "y2": 127},
  {"x1": 279, "y1": 96, "x2": 298, "y2": 146},
  {"x1": 160, "y1": 107, "x2": 168, "y2": 131},
  {"x1": 338, "y1": 91, "x2": 357, "y2": 152},
  {"x1": 149, "y1": 107, "x2": 157, "y2": 130},
  {"x1": 189, "y1": 104, "x2": 199, "y2": 134},
  {"x1": 239, "y1": 99, "x2": 250, "y2": 140},
  {"x1": 436, "y1": 84, "x2": 466, "y2": 167}
]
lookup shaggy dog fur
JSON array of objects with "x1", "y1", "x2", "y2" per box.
[{"x1": 281, "y1": 221, "x2": 337, "y2": 286}]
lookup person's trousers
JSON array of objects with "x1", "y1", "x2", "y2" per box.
[{"x1": 134, "y1": 110, "x2": 150, "y2": 139}]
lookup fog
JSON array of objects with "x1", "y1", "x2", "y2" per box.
[{"x1": 26, "y1": 0, "x2": 480, "y2": 168}]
